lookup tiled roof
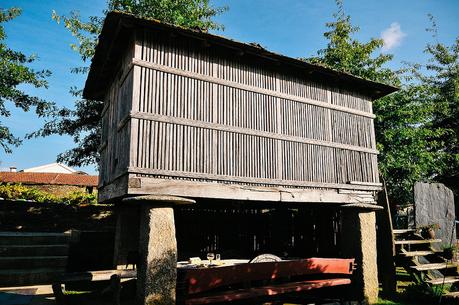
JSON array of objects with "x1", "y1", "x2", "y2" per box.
[{"x1": 0, "y1": 172, "x2": 98, "y2": 187}]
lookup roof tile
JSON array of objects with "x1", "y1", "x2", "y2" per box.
[{"x1": 0, "y1": 172, "x2": 98, "y2": 187}]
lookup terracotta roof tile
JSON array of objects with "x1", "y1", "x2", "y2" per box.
[{"x1": 0, "y1": 172, "x2": 98, "y2": 187}]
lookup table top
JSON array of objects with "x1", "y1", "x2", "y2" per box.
[{"x1": 177, "y1": 259, "x2": 250, "y2": 269}]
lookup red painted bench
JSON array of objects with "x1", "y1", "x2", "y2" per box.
[{"x1": 178, "y1": 257, "x2": 356, "y2": 304}]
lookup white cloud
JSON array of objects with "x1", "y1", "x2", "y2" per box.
[{"x1": 381, "y1": 22, "x2": 407, "y2": 51}]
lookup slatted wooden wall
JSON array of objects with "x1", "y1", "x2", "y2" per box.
[
  {"x1": 174, "y1": 205, "x2": 342, "y2": 260},
  {"x1": 100, "y1": 28, "x2": 380, "y2": 191},
  {"x1": 99, "y1": 41, "x2": 135, "y2": 187}
]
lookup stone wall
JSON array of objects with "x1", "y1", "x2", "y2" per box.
[{"x1": 0, "y1": 200, "x2": 114, "y2": 232}]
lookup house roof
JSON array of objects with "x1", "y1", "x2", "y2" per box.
[
  {"x1": 83, "y1": 11, "x2": 398, "y2": 102},
  {"x1": 0, "y1": 172, "x2": 98, "y2": 187},
  {"x1": 22, "y1": 163, "x2": 79, "y2": 174}
]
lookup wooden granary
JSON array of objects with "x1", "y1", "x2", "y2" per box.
[{"x1": 83, "y1": 12, "x2": 397, "y2": 305}]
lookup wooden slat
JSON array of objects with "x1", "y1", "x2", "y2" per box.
[
  {"x1": 443, "y1": 291, "x2": 459, "y2": 298},
  {"x1": 132, "y1": 58, "x2": 375, "y2": 119},
  {"x1": 411, "y1": 263, "x2": 459, "y2": 271},
  {"x1": 393, "y1": 229, "x2": 416, "y2": 234},
  {"x1": 427, "y1": 277, "x2": 459, "y2": 285},
  {"x1": 399, "y1": 250, "x2": 438, "y2": 257},
  {"x1": 129, "y1": 111, "x2": 378, "y2": 154},
  {"x1": 394, "y1": 239, "x2": 441, "y2": 245}
]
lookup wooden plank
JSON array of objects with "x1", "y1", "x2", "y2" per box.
[
  {"x1": 411, "y1": 263, "x2": 459, "y2": 271},
  {"x1": 132, "y1": 58, "x2": 376, "y2": 119},
  {"x1": 127, "y1": 177, "x2": 372, "y2": 203},
  {"x1": 399, "y1": 250, "x2": 438, "y2": 257},
  {"x1": 130, "y1": 111, "x2": 378, "y2": 154},
  {"x1": 443, "y1": 291, "x2": 459, "y2": 298},
  {"x1": 427, "y1": 277, "x2": 459, "y2": 285},
  {"x1": 128, "y1": 167, "x2": 383, "y2": 191},
  {"x1": 393, "y1": 229, "x2": 416, "y2": 234},
  {"x1": 185, "y1": 278, "x2": 351, "y2": 305},
  {"x1": 394, "y1": 239, "x2": 441, "y2": 245}
]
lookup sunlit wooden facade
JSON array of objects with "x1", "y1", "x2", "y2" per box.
[{"x1": 84, "y1": 12, "x2": 396, "y2": 204}]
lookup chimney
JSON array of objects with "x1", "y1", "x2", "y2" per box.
[{"x1": 10, "y1": 167, "x2": 17, "y2": 173}]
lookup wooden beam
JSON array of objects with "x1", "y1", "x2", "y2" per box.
[
  {"x1": 127, "y1": 167, "x2": 382, "y2": 191},
  {"x1": 126, "y1": 177, "x2": 378, "y2": 203}
]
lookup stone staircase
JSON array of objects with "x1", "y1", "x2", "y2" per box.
[
  {"x1": 0, "y1": 232, "x2": 70, "y2": 286},
  {"x1": 394, "y1": 229, "x2": 459, "y2": 299}
]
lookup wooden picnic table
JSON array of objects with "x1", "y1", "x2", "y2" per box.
[{"x1": 176, "y1": 257, "x2": 356, "y2": 304}]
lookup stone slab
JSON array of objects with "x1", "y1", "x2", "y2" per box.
[{"x1": 414, "y1": 182, "x2": 456, "y2": 247}]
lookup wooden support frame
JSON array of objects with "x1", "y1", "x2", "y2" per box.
[{"x1": 99, "y1": 174, "x2": 381, "y2": 204}]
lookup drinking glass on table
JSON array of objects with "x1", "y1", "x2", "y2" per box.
[
  {"x1": 215, "y1": 254, "x2": 221, "y2": 262},
  {"x1": 207, "y1": 252, "x2": 215, "y2": 265}
]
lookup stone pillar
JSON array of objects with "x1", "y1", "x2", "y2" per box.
[
  {"x1": 341, "y1": 209, "x2": 378, "y2": 304},
  {"x1": 138, "y1": 206, "x2": 177, "y2": 305},
  {"x1": 121, "y1": 195, "x2": 195, "y2": 305}
]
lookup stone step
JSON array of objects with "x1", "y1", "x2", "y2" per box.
[
  {"x1": 0, "y1": 244, "x2": 69, "y2": 257},
  {"x1": 427, "y1": 277, "x2": 459, "y2": 285},
  {"x1": 399, "y1": 250, "x2": 439, "y2": 257},
  {"x1": 0, "y1": 232, "x2": 69, "y2": 246},
  {"x1": 394, "y1": 239, "x2": 442, "y2": 245},
  {"x1": 411, "y1": 262, "x2": 459, "y2": 271},
  {"x1": 0, "y1": 256, "x2": 67, "y2": 269},
  {"x1": 0, "y1": 268, "x2": 65, "y2": 287}
]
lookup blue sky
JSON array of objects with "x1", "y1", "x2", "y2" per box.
[{"x1": 1, "y1": 0, "x2": 458, "y2": 175}]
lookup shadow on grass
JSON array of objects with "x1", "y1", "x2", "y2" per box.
[{"x1": 377, "y1": 282, "x2": 457, "y2": 305}]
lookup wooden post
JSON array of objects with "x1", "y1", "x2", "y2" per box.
[{"x1": 376, "y1": 188, "x2": 397, "y2": 298}]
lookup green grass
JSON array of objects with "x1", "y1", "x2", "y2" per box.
[{"x1": 375, "y1": 267, "x2": 454, "y2": 305}]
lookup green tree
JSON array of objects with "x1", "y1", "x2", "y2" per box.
[
  {"x1": 306, "y1": 0, "x2": 398, "y2": 86},
  {"x1": 306, "y1": 0, "x2": 447, "y2": 204},
  {"x1": 419, "y1": 17, "x2": 459, "y2": 195},
  {"x1": 33, "y1": 0, "x2": 227, "y2": 167},
  {"x1": 0, "y1": 7, "x2": 53, "y2": 153}
]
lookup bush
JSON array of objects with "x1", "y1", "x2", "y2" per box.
[{"x1": 0, "y1": 183, "x2": 97, "y2": 205}]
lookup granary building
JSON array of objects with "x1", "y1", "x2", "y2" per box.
[{"x1": 83, "y1": 11, "x2": 397, "y2": 305}]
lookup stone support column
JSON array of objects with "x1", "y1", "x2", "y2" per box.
[
  {"x1": 341, "y1": 209, "x2": 378, "y2": 304},
  {"x1": 121, "y1": 195, "x2": 195, "y2": 305},
  {"x1": 138, "y1": 206, "x2": 177, "y2": 305}
]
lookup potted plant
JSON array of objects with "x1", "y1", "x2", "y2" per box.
[
  {"x1": 442, "y1": 245, "x2": 457, "y2": 260},
  {"x1": 419, "y1": 224, "x2": 440, "y2": 239}
]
